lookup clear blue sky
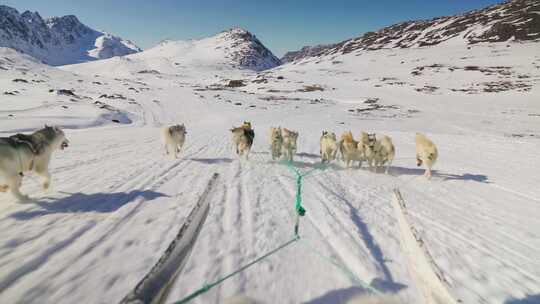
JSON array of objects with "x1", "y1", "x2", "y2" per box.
[{"x1": 2, "y1": 0, "x2": 504, "y2": 56}]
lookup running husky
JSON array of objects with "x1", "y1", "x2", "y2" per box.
[
  {"x1": 231, "y1": 122, "x2": 254, "y2": 159},
  {"x1": 269, "y1": 127, "x2": 283, "y2": 160},
  {"x1": 416, "y1": 132, "x2": 438, "y2": 179},
  {"x1": 0, "y1": 126, "x2": 69, "y2": 201},
  {"x1": 281, "y1": 128, "x2": 298, "y2": 162},
  {"x1": 320, "y1": 131, "x2": 338, "y2": 163},
  {"x1": 338, "y1": 131, "x2": 364, "y2": 167},
  {"x1": 364, "y1": 133, "x2": 395, "y2": 174},
  {"x1": 161, "y1": 124, "x2": 187, "y2": 158}
]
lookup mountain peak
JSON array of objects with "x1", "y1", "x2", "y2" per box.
[
  {"x1": 215, "y1": 27, "x2": 280, "y2": 70},
  {"x1": 45, "y1": 15, "x2": 82, "y2": 28},
  {"x1": 123, "y1": 27, "x2": 279, "y2": 72},
  {"x1": 223, "y1": 27, "x2": 250, "y2": 35},
  {"x1": 0, "y1": 5, "x2": 18, "y2": 15},
  {"x1": 0, "y1": 5, "x2": 141, "y2": 65}
]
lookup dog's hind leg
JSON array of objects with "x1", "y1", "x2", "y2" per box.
[
  {"x1": 385, "y1": 160, "x2": 392, "y2": 175},
  {"x1": 8, "y1": 175, "x2": 29, "y2": 202}
]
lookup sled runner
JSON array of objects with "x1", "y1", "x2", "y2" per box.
[{"x1": 120, "y1": 173, "x2": 219, "y2": 304}]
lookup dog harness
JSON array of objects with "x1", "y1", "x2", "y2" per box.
[{"x1": 3, "y1": 135, "x2": 39, "y2": 175}]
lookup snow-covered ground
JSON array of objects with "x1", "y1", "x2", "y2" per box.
[{"x1": 1, "y1": 39, "x2": 539, "y2": 304}]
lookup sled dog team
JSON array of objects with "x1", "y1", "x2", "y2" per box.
[
  {"x1": 163, "y1": 121, "x2": 438, "y2": 178},
  {"x1": 0, "y1": 123, "x2": 437, "y2": 201}
]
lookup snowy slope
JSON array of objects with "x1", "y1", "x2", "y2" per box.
[
  {"x1": 284, "y1": 0, "x2": 540, "y2": 62},
  {"x1": 0, "y1": 5, "x2": 141, "y2": 66},
  {"x1": 61, "y1": 27, "x2": 280, "y2": 81},
  {"x1": 1, "y1": 17, "x2": 540, "y2": 304}
]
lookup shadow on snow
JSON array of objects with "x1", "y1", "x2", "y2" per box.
[
  {"x1": 189, "y1": 157, "x2": 234, "y2": 164},
  {"x1": 10, "y1": 190, "x2": 168, "y2": 220},
  {"x1": 505, "y1": 294, "x2": 540, "y2": 304},
  {"x1": 391, "y1": 167, "x2": 489, "y2": 183}
]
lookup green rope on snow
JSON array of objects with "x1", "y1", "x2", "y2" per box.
[
  {"x1": 172, "y1": 160, "x2": 328, "y2": 304},
  {"x1": 174, "y1": 235, "x2": 300, "y2": 304},
  {"x1": 284, "y1": 160, "x2": 328, "y2": 235}
]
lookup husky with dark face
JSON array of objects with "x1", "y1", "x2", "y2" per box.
[
  {"x1": 231, "y1": 122, "x2": 254, "y2": 159},
  {"x1": 161, "y1": 124, "x2": 187, "y2": 158},
  {"x1": 0, "y1": 126, "x2": 69, "y2": 201},
  {"x1": 364, "y1": 133, "x2": 395, "y2": 174}
]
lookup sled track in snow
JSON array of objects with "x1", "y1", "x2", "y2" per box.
[
  {"x1": 392, "y1": 189, "x2": 458, "y2": 304},
  {"x1": 0, "y1": 137, "x2": 218, "y2": 295},
  {"x1": 121, "y1": 173, "x2": 219, "y2": 304}
]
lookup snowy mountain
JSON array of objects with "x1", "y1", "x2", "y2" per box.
[
  {"x1": 0, "y1": 5, "x2": 141, "y2": 66},
  {"x1": 217, "y1": 27, "x2": 281, "y2": 70},
  {"x1": 284, "y1": 0, "x2": 540, "y2": 62},
  {"x1": 137, "y1": 27, "x2": 280, "y2": 71},
  {"x1": 62, "y1": 27, "x2": 280, "y2": 78}
]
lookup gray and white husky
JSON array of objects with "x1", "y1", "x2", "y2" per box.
[
  {"x1": 281, "y1": 128, "x2": 298, "y2": 162},
  {"x1": 161, "y1": 124, "x2": 187, "y2": 158},
  {"x1": 364, "y1": 133, "x2": 395, "y2": 174},
  {"x1": 269, "y1": 127, "x2": 283, "y2": 160},
  {"x1": 0, "y1": 125, "x2": 69, "y2": 201}
]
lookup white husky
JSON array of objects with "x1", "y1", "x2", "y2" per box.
[
  {"x1": 416, "y1": 132, "x2": 438, "y2": 179},
  {"x1": 161, "y1": 124, "x2": 187, "y2": 158},
  {"x1": 320, "y1": 131, "x2": 338, "y2": 163},
  {"x1": 281, "y1": 128, "x2": 298, "y2": 162},
  {"x1": 0, "y1": 126, "x2": 69, "y2": 201},
  {"x1": 269, "y1": 127, "x2": 283, "y2": 160},
  {"x1": 364, "y1": 133, "x2": 395, "y2": 174}
]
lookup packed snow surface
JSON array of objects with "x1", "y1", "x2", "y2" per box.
[{"x1": 0, "y1": 38, "x2": 539, "y2": 304}]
